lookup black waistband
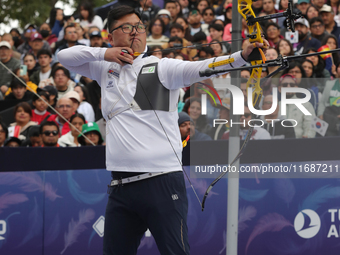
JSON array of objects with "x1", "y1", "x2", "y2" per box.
[{"x1": 111, "y1": 171, "x2": 147, "y2": 179}]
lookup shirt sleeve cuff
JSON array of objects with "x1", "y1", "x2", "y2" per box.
[{"x1": 231, "y1": 51, "x2": 248, "y2": 68}]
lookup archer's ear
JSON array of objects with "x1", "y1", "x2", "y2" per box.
[{"x1": 108, "y1": 33, "x2": 114, "y2": 47}]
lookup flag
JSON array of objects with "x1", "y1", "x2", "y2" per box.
[
  {"x1": 318, "y1": 45, "x2": 331, "y2": 60},
  {"x1": 311, "y1": 116, "x2": 328, "y2": 136}
]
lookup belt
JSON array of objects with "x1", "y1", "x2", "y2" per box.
[{"x1": 109, "y1": 172, "x2": 169, "y2": 186}]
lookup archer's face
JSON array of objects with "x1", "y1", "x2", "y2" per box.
[{"x1": 108, "y1": 14, "x2": 146, "y2": 54}]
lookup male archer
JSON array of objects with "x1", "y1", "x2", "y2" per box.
[{"x1": 58, "y1": 5, "x2": 268, "y2": 255}]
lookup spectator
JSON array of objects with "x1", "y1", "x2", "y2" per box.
[
  {"x1": 47, "y1": 97, "x2": 74, "y2": 135},
  {"x1": 197, "y1": 46, "x2": 214, "y2": 60},
  {"x1": 39, "y1": 23, "x2": 58, "y2": 50},
  {"x1": 0, "y1": 41, "x2": 21, "y2": 95},
  {"x1": 318, "y1": 62, "x2": 340, "y2": 118},
  {"x1": 49, "y1": 8, "x2": 64, "y2": 38},
  {"x1": 284, "y1": 62, "x2": 318, "y2": 111},
  {"x1": 30, "y1": 32, "x2": 50, "y2": 60},
  {"x1": 51, "y1": 66, "x2": 74, "y2": 98},
  {"x1": 182, "y1": 97, "x2": 211, "y2": 134},
  {"x1": 303, "y1": 47, "x2": 331, "y2": 86},
  {"x1": 135, "y1": 0, "x2": 160, "y2": 22},
  {"x1": 150, "y1": 45, "x2": 163, "y2": 59},
  {"x1": 262, "y1": 0, "x2": 285, "y2": 27},
  {"x1": 58, "y1": 113, "x2": 85, "y2": 147},
  {"x1": 210, "y1": 39, "x2": 224, "y2": 57},
  {"x1": 209, "y1": 97, "x2": 230, "y2": 140},
  {"x1": 64, "y1": 90, "x2": 80, "y2": 114},
  {"x1": 17, "y1": 24, "x2": 37, "y2": 55},
  {"x1": 309, "y1": 17, "x2": 327, "y2": 43},
  {"x1": 156, "y1": 9, "x2": 172, "y2": 37},
  {"x1": 4, "y1": 137, "x2": 21, "y2": 147},
  {"x1": 188, "y1": 9, "x2": 208, "y2": 37},
  {"x1": 55, "y1": 25, "x2": 85, "y2": 60},
  {"x1": 9, "y1": 102, "x2": 38, "y2": 141},
  {"x1": 40, "y1": 120, "x2": 60, "y2": 147},
  {"x1": 179, "y1": 0, "x2": 190, "y2": 18},
  {"x1": 297, "y1": 0, "x2": 311, "y2": 16},
  {"x1": 74, "y1": 84, "x2": 95, "y2": 122},
  {"x1": 301, "y1": 59, "x2": 320, "y2": 104},
  {"x1": 162, "y1": 23, "x2": 197, "y2": 60},
  {"x1": 76, "y1": 1, "x2": 104, "y2": 30},
  {"x1": 278, "y1": 74, "x2": 316, "y2": 138},
  {"x1": 312, "y1": 0, "x2": 326, "y2": 9},
  {"x1": 320, "y1": 4, "x2": 340, "y2": 38},
  {"x1": 21, "y1": 126, "x2": 42, "y2": 147},
  {"x1": 146, "y1": 18, "x2": 169, "y2": 47},
  {"x1": 1, "y1": 33, "x2": 21, "y2": 60},
  {"x1": 262, "y1": 95, "x2": 296, "y2": 138},
  {"x1": 0, "y1": 121, "x2": 8, "y2": 147},
  {"x1": 266, "y1": 22, "x2": 283, "y2": 47},
  {"x1": 165, "y1": 0, "x2": 181, "y2": 21},
  {"x1": 31, "y1": 90, "x2": 51, "y2": 124},
  {"x1": 174, "y1": 17, "x2": 193, "y2": 42},
  {"x1": 306, "y1": 4, "x2": 320, "y2": 21},
  {"x1": 321, "y1": 34, "x2": 340, "y2": 66},
  {"x1": 222, "y1": 104, "x2": 271, "y2": 140},
  {"x1": 78, "y1": 122, "x2": 104, "y2": 146},
  {"x1": 5, "y1": 77, "x2": 34, "y2": 101},
  {"x1": 44, "y1": 85, "x2": 58, "y2": 112},
  {"x1": 294, "y1": 17, "x2": 321, "y2": 54},
  {"x1": 96, "y1": 98, "x2": 106, "y2": 143},
  {"x1": 202, "y1": 7, "x2": 215, "y2": 25},
  {"x1": 75, "y1": 24, "x2": 90, "y2": 47},
  {"x1": 30, "y1": 49, "x2": 53, "y2": 85},
  {"x1": 23, "y1": 53, "x2": 38, "y2": 77},
  {"x1": 178, "y1": 112, "x2": 212, "y2": 141},
  {"x1": 197, "y1": 0, "x2": 210, "y2": 14},
  {"x1": 89, "y1": 31, "x2": 109, "y2": 48},
  {"x1": 9, "y1": 28, "x2": 24, "y2": 49},
  {"x1": 208, "y1": 24, "x2": 231, "y2": 54}
]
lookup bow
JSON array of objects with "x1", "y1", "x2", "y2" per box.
[{"x1": 200, "y1": 0, "x2": 301, "y2": 211}]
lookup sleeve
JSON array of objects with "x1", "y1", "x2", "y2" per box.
[
  {"x1": 57, "y1": 46, "x2": 107, "y2": 82},
  {"x1": 158, "y1": 51, "x2": 247, "y2": 90}
]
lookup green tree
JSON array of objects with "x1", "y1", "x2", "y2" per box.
[{"x1": 0, "y1": 0, "x2": 111, "y2": 29}]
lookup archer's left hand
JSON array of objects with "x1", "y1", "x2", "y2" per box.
[{"x1": 241, "y1": 39, "x2": 269, "y2": 61}]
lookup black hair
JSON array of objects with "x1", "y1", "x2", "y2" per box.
[
  {"x1": 74, "y1": 84, "x2": 92, "y2": 105},
  {"x1": 302, "y1": 47, "x2": 326, "y2": 78},
  {"x1": 32, "y1": 90, "x2": 50, "y2": 102},
  {"x1": 0, "y1": 120, "x2": 8, "y2": 139},
  {"x1": 9, "y1": 28, "x2": 20, "y2": 35},
  {"x1": 37, "y1": 49, "x2": 52, "y2": 59},
  {"x1": 49, "y1": 8, "x2": 63, "y2": 28},
  {"x1": 28, "y1": 126, "x2": 40, "y2": 138},
  {"x1": 148, "y1": 17, "x2": 165, "y2": 34},
  {"x1": 51, "y1": 66, "x2": 71, "y2": 79},
  {"x1": 11, "y1": 77, "x2": 26, "y2": 89},
  {"x1": 276, "y1": 38, "x2": 294, "y2": 56},
  {"x1": 169, "y1": 36, "x2": 183, "y2": 43},
  {"x1": 182, "y1": 97, "x2": 208, "y2": 132},
  {"x1": 14, "y1": 102, "x2": 32, "y2": 118},
  {"x1": 107, "y1": 5, "x2": 142, "y2": 33},
  {"x1": 79, "y1": 1, "x2": 95, "y2": 23},
  {"x1": 208, "y1": 23, "x2": 224, "y2": 32},
  {"x1": 64, "y1": 24, "x2": 76, "y2": 35},
  {"x1": 301, "y1": 58, "x2": 315, "y2": 78},
  {"x1": 70, "y1": 112, "x2": 86, "y2": 123},
  {"x1": 265, "y1": 22, "x2": 280, "y2": 31},
  {"x1": 40, "y1": 120, "x2": 60, "y2": 134},
  {"x1": 320, "y1": 34, "x2": 340, "y2": 65},
  {"x1": 39, "y1": 23, "x2": 51, "y2": 31},
  {"x1": 199, "y1": 46, "x2": 214, "y2": 56},
  {"x1": 170, "y1": 23, "x2": 184, "y2": 32},
  {"x1": 202, "y1": 6, "x2": 215, "y2": 16},
  {"x1": 309, "y1": 17, "x2": 323, "y2": 26},
  {"x1": 192, "y1": 31, "x2": 207, "y2": 43},
  {"x1": 283, "y1": 61, "x2": 309, "y2": 88}
]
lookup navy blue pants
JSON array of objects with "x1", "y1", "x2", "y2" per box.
[{"x1": 103, "y1": 171, "x2": 189, "y2": 255}]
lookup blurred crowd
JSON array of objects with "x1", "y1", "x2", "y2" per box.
[{"x1": 1, "y1": 0, "x2": 340, "y2": 148}]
